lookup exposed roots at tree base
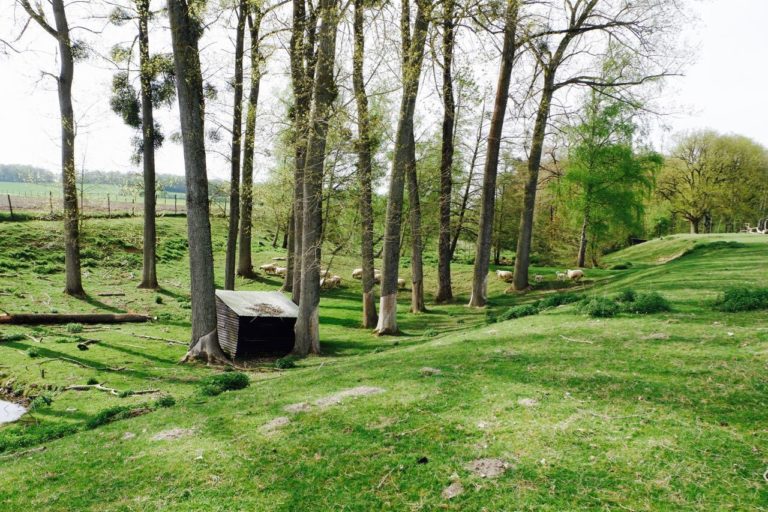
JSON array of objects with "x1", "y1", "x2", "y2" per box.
[{"x1": 181, "y1": 329, "x2": 231, "y2": 365}]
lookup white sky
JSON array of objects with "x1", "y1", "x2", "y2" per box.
[{"x1": 1, "y1": 0, "x2": 767, "y2": 178}]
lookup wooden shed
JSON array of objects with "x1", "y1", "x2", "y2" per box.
[{"x1": 215, "y1": 290, "x2": 298, "y2": 358}]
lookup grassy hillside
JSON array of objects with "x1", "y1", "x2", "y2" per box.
[{"x1": 1, "y1": 218, "x2": 767, "y2": 510}]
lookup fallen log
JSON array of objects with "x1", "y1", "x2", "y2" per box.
[{"x1": 0, "y1": 313, "x2": 150, "y2": 325}]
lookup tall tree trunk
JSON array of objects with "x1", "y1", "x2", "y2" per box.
[
  {"x1": 293, "y1": 0, "x2": 339, "y2": 356},
  {"x1": 375, "y1": 0, "x2": 431, "y2": 334},
  {"x1": 22, "y1": 0, "x2": 85, "y2": 296},
  {"x1": 287, "y1": 0, "x2": 311, "y2": 301},
  {"x1": 406, "y1": 132, "x2": 425, "y2": 313},
  {"x1": 168, "y1": 0, "x2": 226, "y2": 362},
  {"x1": 435, "y1": 0, "x2": 455, "y2": 303},
  {"x1": 450, "y1": 103, "x2": 484, "y2": 259},
  {"x1": 512, "y1": 74, "x2": 554, "y2": 290},
  {"x1": 224, "y1": 0, "x2": 247, "y2": 290},
  {"x1": 237, "y1": 10, "x2": 263, "y2": 277},
  {"x1": 689, "y1": 218, "x2": 700, "y2": 234},
  {"x1": 352, "y1": 0, "x2": 377, "y2": 328},
  {"x1": 577, "y1": 206, "x2": 589, "y2": 267},
  {"x1": 137, "y1": 0, "x2": 158, "y2": 290},
  {"x1": 468, "y1": 0, "x2": 518, "y2": 307}
]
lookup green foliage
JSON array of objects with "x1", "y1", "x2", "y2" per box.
[
  {"x1": 0, "y1": 422, "x2": 79, "y2": 454},
  {"x1": 29, "y1": 394, "x2": 53, "y2": 411},
  {"x1": 536, "y1": 293, "x2": 582, "y2": 309},
  {"x1": 26, "y1": 348, "x2": 39, "y2": 358},
  {"x1": 154, "y1": 395, "x2": 176, "y2": 408},
  {"x1": 85, "y1": 406, "x2": 135, "y2": 429},
  {"x1": 578, "y1": 297, "x2": 619, "y2": 318},
  {"x1": 199, "y1": 372, "x2": 250, "y2": 396},
  {"x1": 714, "y1": 287, "x2": 768, "y2": 312},
  {"x1": 275, "y1": 356, "x2": 297, "y2": 370},
  {"x1": 616, "y1": 289, "x2": 636, "y2": 303},
  {"x1": 0, "y1": 333, "x2": 25, "y2": 342},
  {"x1": 66, "y1": 323, "x2": 83, "y2": 334},
  {"x1": 623, "y1": 292, "x2": 671, "y2": 314},
  {"x1": 86, "y1": 377, "x2": 99, "y2": 385},
  {"x1": 110, "y1": 72, "x2": 141, "y2": 128},
  {"x1": 497, "y1": 304, "x2": 540, "y2": 322}
]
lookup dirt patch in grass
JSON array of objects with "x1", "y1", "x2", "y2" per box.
[
  {"x1": 641, "y1": 332, "x2": 670, "y2": 340},
  {"x1": 465, "y1": 458, "x2": 510, "y2": 478},
  {"x1": 151, "y1": 428, "x2": 195, "y2": 441},
  {"x1": 517, "y1": 398, "x2": 538, "y2": 407},
  {"x1": 313, "y1": 386, "x2": 385, "y2": 408},
  {"x1": 260, "y1": 416, "x2": 290, "y2": 433},
  {"x1": 284, "y1": 402, "x2": 312, "y2": 414},
  {"x1": 441, "y1": 481, "x2": 464, "y2": 499}
]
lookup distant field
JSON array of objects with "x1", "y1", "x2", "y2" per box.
[{"x1": 0, "y1": 181, "x2": 190, "y2": 215}]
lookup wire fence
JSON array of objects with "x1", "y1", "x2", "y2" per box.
[{"x1": 0, "y1": 189, "x2": 231, "y2": 219}]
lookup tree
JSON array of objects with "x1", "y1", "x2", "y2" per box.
[
  {"x1": 658, "y1": 131, "x2": 768, "y2": 234},
  {"x1": 375, "y1": 0, "x2": 432, "y2": 334},
  {"x1": 435, "y1": 0, "x2": 455, "y2": 303},
  {"x1": 352, "y1": 0, "x2": 378, "y2": 327},
  {"x1": 513, "y1": 0, "x2": 680, "y2": 290},
  {"x1": 562, "y1": 91, "x2": 661, "y2": 266},
  {"x1": 406, "y1": 131, "x2": 426, "y2": 313},
  {"x1": 19, "y1": 0, "x2": 84, "y2": 297},
  {"x1": 293, "y1": 0, "x2": 340, "y2": 356},
  {"x1": 168, "y1": 0, "x2": 226, "y2": 362},
  {"x1": 237, "y1": 6, "x2": 266, "y2": 277},
  {"x1": 224, "y1": 0, "x2": 248, "y2": 290},
  {"x1": 468, "y1": 0, "x2": 519, "y2": 307},
  {"x1": 108, "y1": 0, "x2": 177, "y2": 290}
]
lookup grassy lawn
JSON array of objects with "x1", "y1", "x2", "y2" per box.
[{"x1": 1, "y1": 218, "x2": 767, "y2": 510}]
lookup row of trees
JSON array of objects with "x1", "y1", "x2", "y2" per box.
[{"x1": 19, "y1": 0, "x2": 766, "y2": 361}]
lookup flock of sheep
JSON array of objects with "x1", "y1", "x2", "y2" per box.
[
  {"x1": 495, "y1": 268, "x2": 585, "y2": 284},
  {"x1": 259, "y1": 256, "x2": 585, "y2": 291}
]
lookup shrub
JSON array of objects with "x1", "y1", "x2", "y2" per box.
[
  {"x1": 155, "y1": 395, "x2": 176, "y2": 408},
  {"x1": 86, "y1": 377, "x2": 99, "y2": 385},
  {"x1": 537, "y1": 293, "x2": 582, "y2": 310},
  {"x1": 610, "y1": 263, "x2": 629, "y2": 270},
  {"x1": 616, "y1": 289, "x2": 636, "y2": 303},
  {"x1": 199, "y1": 371, "x2": 250, "y2": 396},
  {"x1": 155, "y1": 296, "x2": 163, "y2": 304},
  {"x1": 275, "y1": 356, "x2": 297, "y2": 370},
  {"x1": 423, "y1": 328, "x2": 438, "y2": 338},
  {"x1": 625, "y1": 292, "x2": 671, "y2": 314},
  {"x1": 715, "y1": 287, "x2": 768, "y2": 312},
  {"x1": 86, "y1": 406, "x2": 133, "y2": 429},
  {"x1": 0, "y1": 333, "x2": 25, "y2": 342},
  {"x1": 579, "y1": 297, "x2": 619, "y2": 318},
  {"x1": 26, "y1": 348, "x2": 40, "y2": 358},
  {"x1": 497, "y1": 304, "x2": 540, "y2": 322},
  {"x1": 66, "y1": 323, "x2": 83, "y2": 334}
]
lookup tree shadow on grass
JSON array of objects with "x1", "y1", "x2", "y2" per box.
[{"x1": 80, "y1": 294, "x2": 126, "y2": 314}]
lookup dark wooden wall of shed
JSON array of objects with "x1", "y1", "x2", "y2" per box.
[
  {"x1": 216, "y1": 297, "x2": 240, "y2": 358},
  {"x1": 236, "y1": 317, "x2": 295, "y2": 357}
]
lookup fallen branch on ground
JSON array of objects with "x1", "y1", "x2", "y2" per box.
[
  {"x1": 132, "y1": 333, "x2": 187, "y2": 346},
  {"x1": 64, "y1": 384, "x2": 160, "y2": 396},
  {"x1": 0, "y1": 313, "x2": 150, "y2": 325},
  {"x1": 96, "y1": 292, "x2": 126, "y2": 297}
]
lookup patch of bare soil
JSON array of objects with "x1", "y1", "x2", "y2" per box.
[
  {"x1": 260, "y1": 416, "x2": 291, "y2": 433},
  {"x1": 151, "y1": 428, "x2": 195, "y2": 441},
  {"x1": 313, "y1": 386, "x2": 385, "y2": 408},
  {"x1": 465, "y1": 458, "x2": 511, "y2": 478},
  {"x1": 284, "y1": 402, "x2": 312, "y2": 414},
  {"x1": 420, "y1": 367, "x2": 442, "y2": 376},
  {"x1": 517, "y1": 398, "x2": 539, "y2": 407},
  {"x1": 441, "y1": 481, "x2": 464, "y2": 499}
]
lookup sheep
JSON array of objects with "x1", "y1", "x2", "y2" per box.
[
  {"x1": 260, "y1": 263, "x2": 277, "y2": 274},
  {"x1": 397, "y1": 278, "x2": 407, "y2": 289},
  {"x1": 556, "y1": 271, "x2": 566, "y2": 281},
  {"x1": 274, "y1": 266, "x2": 288, "y2": 277},
  {"x1": 534, "y1": 274, "x2": 544, "y2": 283},
  {"x1": 566, "y1": 269, "x2": 584, "y2": 282},
  {"x1": 351, "y1": 268, "x2": 363, "y2": 279},
  {"x1": 319, "y1": 268, "x2": 331, "y2": 279},
  {"x1": 496, "y1": 270, "x2": 514, "y2": 282},
  {"x1": 373, "y1": 271, "x2": 382, "y2": 284},
  {"x1": 320, "y1": 275, "x2": 342, "y2": 290}
]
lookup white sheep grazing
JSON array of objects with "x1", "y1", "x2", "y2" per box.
[
  {"x1": 351, "y1": 268, "x2": 363, "y2": 279},
  {"x1": 329, "y1": 275, "x2": 342, "y2": 287},
  {"x1": 534, "y1": 274, "x2": 544, "y2": 283},
  {"x1": 274, "y1": 266, "x2": 288, "y2": 277},
  {"x1": 319, "y1": 268, "x2": 331, "y2": 279},
  {"x1": 496, "y1": 269, "x2": 514, "y2": 282},
  {"x1": 397, "y1": 278, "x2": 407, "y2": 289},
  {"x1": 566, "y1": 269, "x2": 584, "y2": 282},
  {"x1": 260, "y1": 263, "x2": 277, "y2": 274},
  {"x1": 556, "y1": 271, "x2": 566, "y2": 281},
  {"x1": 373, "y1": 271, "x2": 382, "y2": 284}
]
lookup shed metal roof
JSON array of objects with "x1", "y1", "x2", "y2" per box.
[{"x1": 215, "y1": 290, "x2": 299, "y2": 318}]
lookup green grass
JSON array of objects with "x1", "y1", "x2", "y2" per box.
[{"x1": 1, "y1": 218, "x2": 767, "y2": 510}]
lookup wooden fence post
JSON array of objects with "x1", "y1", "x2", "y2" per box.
[
  {"x1": 107, "y1": 193, "x2": 111, "y2": 218},
  {"x1": 49, "y1": 191, "x2": 54, "y2": 216},
  {"x1": 174, "y1": 194, "x2": 177, "y2": 214},
  {"x1": 6, "y1": 194, "x2": 13, "y2": 220}
]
